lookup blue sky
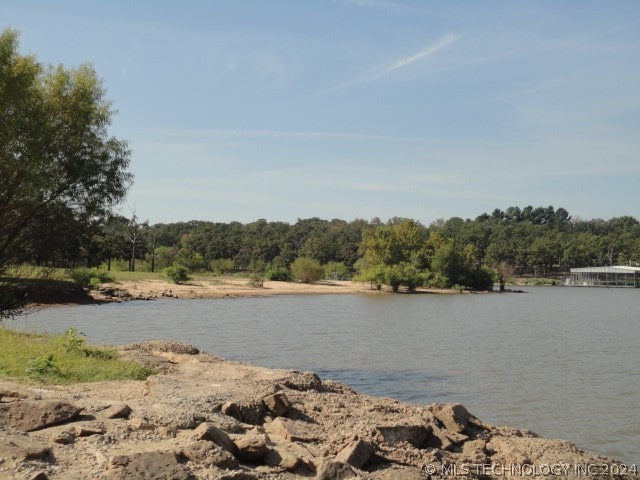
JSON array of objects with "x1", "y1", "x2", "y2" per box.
[{"x1": 5, "y1": 1, "x2": 640, "y2": 224}]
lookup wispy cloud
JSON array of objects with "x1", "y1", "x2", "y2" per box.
[{"x1": 328, "y1": 33, "x2": 462, "y2": 92}]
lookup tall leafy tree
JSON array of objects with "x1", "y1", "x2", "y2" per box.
[{"x1": 0, "y1": 29, "x2": 132, "y2": 273}]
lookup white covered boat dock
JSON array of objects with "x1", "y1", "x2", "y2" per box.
[{"x1": 567, "y1": 266, "x2": 640, "y2": 287}]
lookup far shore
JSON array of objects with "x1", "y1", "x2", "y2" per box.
[{"x1": 94, "y1": 278, "x2": 466, "y2": 303}]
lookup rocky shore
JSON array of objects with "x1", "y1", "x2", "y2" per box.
[{"x1": 0, "y1": 340, "x2": 633, "y2": 480}]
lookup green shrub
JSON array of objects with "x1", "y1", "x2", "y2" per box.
[
  {"x1": 354, "y1": 264, "x2": 387, "y2": 290},
  {"x1": 384, "y1": 262, "x2": 424, "y2": 292},
  {"x1": 248, "y1": 273, "x2": 264, "y2": 288},
  {"x1": 264, "y1": 266, "x2": 292, "y2": 282},
  {"x1": 464, "y1": 266, "x2": 496, "y2": 291},
  {"x1": 25, "y1": 354, "x2": 60, "y2": 379},
  {"x1": 63, "y1": 328, "x2": 86, "y2": 353},
  {"x1": 290, "y1": 257, "x2": 324, "y2": 283},
  {"x1": 420, "y1": 271, "x2": 448, "y2": 289},
  {"x1": 165, "y1": 263, "x2": 190, "y2": 284},
  {"x1": 324, "y1": 261, "x2": 350, "y2": 280},
  {"x1": 67, "y1": 269, "x2": 114, "y2": 289},
  {"x1": 210, "y1": 258, "x2": 236, "y2": 275}
]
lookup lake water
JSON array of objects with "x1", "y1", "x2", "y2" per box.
[{"x1": 14, "y1": 286, "x2": 640, "y2": 466}]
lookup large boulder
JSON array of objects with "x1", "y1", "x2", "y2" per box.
[
  {"x1": 268, "y1": 417, "x2": 320, "y2": 443},
  {"x1": 100, "y1": 402, "x2": 132, "y2": 420},
  {"x1": 182, "y1": 440, "x2": 239, "y2": 469},
  {"x1": 376, "y1": 420, "x2": 431, "y2": 448},
  {"x1": 0, "y1": 400, "x2": 81, "y2": 431},
  {"x1": 0, "y1": 433, "x2": 51, "y2": 461},
  {"x1": 262, "y1": 392, "x2": 291, "y2": 417},
  {"x1": 315, "y1": 459, "x2": 357, "y2": 480},
  {"x1": 192, "y1": 422, "x2": 237, "y2": 455},
  {"x1": 434, "y1": 403, "x2": 471, "y2": 433},
  {"x1": 234, "y1": 434, "x2": 269, "y2": 462},
  {"x1": 334, "y1": 440, "x2": 373, "y2": 469}
]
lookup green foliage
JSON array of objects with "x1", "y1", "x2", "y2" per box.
[
  {"x1": 465, "y1": 265, "x2": 496, "y2": 291},
  {"x1": 25, "y1": 354, "x2": 60, "y2": 380},
  {"x1": 290, "y1": 257, "x2": 324, "y2": 283},
  {"x1": 63, "y1": 328, "x2": 86, "y2": 352},
  {"x1": 164, "y1": 263, "x2": 190, "y2": 284},
  {"x1": 431, "y1": 244, "x2": 467, "y2": 287},
  {"x1": 67, "y1": 269, "x2": 114, "y2": 289},
  {"x1": 3, "y1": 265, "x2": 66, "y2": 281},
  {"x1": 248, "y1": 273, "x2": 264, "y2": 288},
  {"x1": 151, "y1": 246, "x2": 177, "y2": 271},
  {"x1": 0, "y1": 29, "x2": 132, "y2": 274},
  {"x1": 324, "y1": 261, "x2": 350, "y2": 280},
  {"x1": 264, "y1": 266, "x2": 292, "y2": 282},
  {"x1": 423, "y1": 272, "x2": 450, "y2": 289},
  {"x1": 384, "y1": 262, "x2": 425, "y2": 292},
  {"x1": 361, "y1": 218, "x2": 429, "y2": 267},
  {"x1": 0, "y1": 326, "x2": 154, "y2": 383},
  {"x1": 354, "y1": 263, "x2": 387, "y2": 290},
  {"x1": 210, "y1": 258, "x2": 235, "y2": 275}
]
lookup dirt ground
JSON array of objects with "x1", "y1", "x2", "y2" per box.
[{"x1": 0, "y1": 340, "x2": 628, "y2": 480}]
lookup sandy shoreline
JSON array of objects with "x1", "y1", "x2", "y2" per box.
[{"x1": 95, "y1": 278, "x2": 460, "y2": 302}]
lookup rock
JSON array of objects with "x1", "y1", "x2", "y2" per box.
[
  {"x1": 128, "y1": 418, "x2": 154, "y2": 430},
  {"x1": 124, "y1": 340, "x2": 199, "y2": 355},
  {"x1": 105, "y1": 451, "x2": 191, "y2": 480},
  {"x1": 209, "y1": 448, "x2": 240, "y2": 469},
  {"x1": 29, "y1": 472, "x2": 49, "y2": 480},
  {"x1": 235, "y1": 401, "x2": 268, "y2": 425},
  {"x1": 264, "y1": 445, "x2": 300, "y2": 470},
  {"x1": 0, "y1": 389, "x2": 27, "y2": 403},
  {"x1": 268, "y1": 417, "x2": 320, "y2": 442},
  {"x1": 101, "y1": 402, "x2": 132, "y2": 419},
  {"x1": 192, "y1": 422, "x2": 237, "y2": 454},
  {"x1": 426, "y1": 424, "x2": 468, "y2": 451},
  {"x1": 315, "y1": 459, "x2": 357, "y2": 480},
  {"x1": 221, "y1": 400, "x2": 267, "y2": 424},
  {"x1": 377, "y1": 421, "x2": 431, "y2": 448},
  {"x1": 182, "y1": 440, "x2": 239, "y2": 469},
  {"x1": 462, "y1": 439, "x2": 488, "y2": 462},
  {"x1": 262, "y1": 392, "x2": 291, "y2": 417},
  {"x1": 0, "y1": 434, "x2": 51, "y2": 461},
  {"x1": 0, "y1": 400, "x2": 81, "y2": 431},
  {"x1": 435, "y1": 403, "x2": 471, "y2": 433},
  {"x1": 216, "y1": 471, "x2": 260, "y2": 480},
  {"x1": 234, "y1": 434, "x2": 269, "y2": 462},
  {"x1": 156, "y1": 426, "x2": 177, "y2": 438},
  {"x1": 334, "y1": 439, "x2": 373, "y2": 469},
  {"x1": 52, "y1": 429, "x2": 76, "y2": 445},
  {"x1": 74, "y1": 422, "x2": 105, "y2": 437},
  {"x1": 222, "y1": 401, "x2": 242, "y2": 420},
  {"x1": 283, "y1": 371, "x2": 323, "y2": 391},
  {"x1": 284, "y1": 441, "x2": 318, "y2": 470}
]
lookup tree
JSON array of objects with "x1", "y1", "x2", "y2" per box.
[
  {"x1": 431, "y1": 244, "x2": 466, "y2": 287},
  {"x1": 0, "y1": 29, "x2": 132, "y2": 275},
  {"x1": 360, "y1": 218, "x2": 429, "y2": 267}
]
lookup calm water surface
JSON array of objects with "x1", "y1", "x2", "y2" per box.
[{"x1": 17, "y1": 286, "x2": 640, "y2": 465}]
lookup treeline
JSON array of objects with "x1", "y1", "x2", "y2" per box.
[{"x1": 12, "y1": 206, "x2": 640, "y2": 291}]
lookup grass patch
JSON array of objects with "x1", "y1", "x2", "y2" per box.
[
  {"x1": 0, "y1": 327, "x2": 155, "y2": 384},
  {"x1": 108, "y1": 270, "x2": 165, "y2": 282}
]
